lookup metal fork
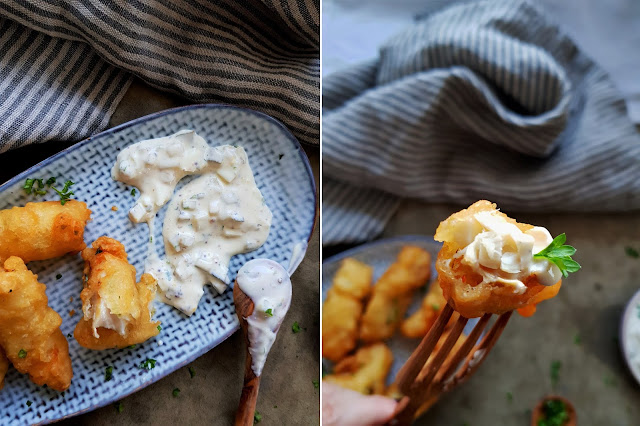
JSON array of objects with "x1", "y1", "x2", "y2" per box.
[{"x1": 387, "y1": 304, "x2": 512, "y2": 425}]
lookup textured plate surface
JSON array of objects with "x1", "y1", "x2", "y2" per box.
[
  {"x1": 0, "y1": 104, "x2": 316, "y2": 425},
  {"x1": 322, "y1": 236, "x2": 477, "y2": 386}
]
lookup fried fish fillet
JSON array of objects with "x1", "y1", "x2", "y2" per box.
[
  {"x1": 0, "y1": 257, "x2": 72, "y2": 391},
  {"x1": 434, "y1": 200, "x2": 563, "y2": 318},
  {"x1": 360, "y1": 247, "x2": 431, "y2": 342},
  {"x1": 0, "y1": 200, "x2": 91, "y2": 263},
  {"x1": 0, "y1": 348, "x2": 8, "y2": 390},
  {"x1": 322, "y1": 258, "x2": 373, "y2": 362},
  {"x1": 401, "y1": 280, "x2": 448, "y2": 338},
  {"x1": 74, "y1": 236, "x2": 160, "y2": 350},
  {"x1": 323, "y1": 343, "x2": 393, "y2": 395}
]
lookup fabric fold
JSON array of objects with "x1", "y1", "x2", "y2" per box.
[{"x1": 323, "y1": 0, "x2": 640, "y2": 245}]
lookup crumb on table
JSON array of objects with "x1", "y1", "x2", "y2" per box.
[{"x1": 111, "y1": 206, "x2": 118, "y2": 211}]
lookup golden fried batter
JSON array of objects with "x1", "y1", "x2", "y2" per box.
[
  {"x1": 323, "y1": 258, "x2": 373, "y2": 362},
  {"x1": 360, "y1": 247, "x2": 431, "y2": 342},
  {"x1": 401, "y1": 281, "x2": 448, "y2": 338},
  {"x1": 74, "y1": 236, "x2": 160, "y2": 350},
  {"x1": 0, "y1": 200, "x2": 91, "y2": 263},
  {"x1": 0, "y1": 348, "x2": 8, "y2": 390},
  {"x1": 435, "y1": 201, "x2": 562, "y2": 318},
  {"x1": 0, "y1": 257, "x2": 72, "y2": 391},
  {"x1": 323, "y1": 343, "x2": 393, "y2": 395}
]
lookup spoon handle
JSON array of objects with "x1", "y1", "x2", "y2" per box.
[{"x1": 234, "y1": 345, "x2": 261, "y2": 426}]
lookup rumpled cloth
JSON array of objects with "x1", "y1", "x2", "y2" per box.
[
  {"x1": 0, "y1": 1, "x2": 319, "y2": 153},
  {"x1": 323, "y1": 0, "x2": 640, "y2": 245}
]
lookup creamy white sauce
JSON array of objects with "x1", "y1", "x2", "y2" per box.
[
  {"x1": 287, "y1": 240, "x2": 308, "y2": 275},
  {"x1": 236, "y1": 259, "x2": 292, "y2": 376},
  {"x1": 450, "y1": 210, "x2": 561, "y2": 292},
  {"x1": 112, "y1": 130, "x2": 272, "y2": 315}
]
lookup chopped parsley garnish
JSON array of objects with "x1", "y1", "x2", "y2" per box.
[
  {"x1": 131, "y1": 188, "x2": 136, "y2": 197},
  {"x1": 157, "y1": 325, "x2": 162, "y2": 332},
  {"x1": 625, "y1": 247, "x2": 640, "y2": 258},
  {"x1": 56, "y1": 273, "x2": 62, "y2": 280},
  {"x1": 534, "y1": 234, "x2": 580, "y2": 277},
  {"x1": 254, "y1": 411, "x2": 262, "y2": 423},
  {"x1": 139, "y1": 358, "x2": 156, "y2": 370},
  {"x1": 537, "y1": 399, "x2": 569, "y2": 426},
  {"x1": 128, "y1": 344, "x2": 136, "y2": 349},
  {"x1": 18, "y1": 349, "x2": 27, "y2": 358},
  {"x1": 506, "y1": 392, "x2": 513, "y2": 402},
  {"x1": 550, "y1": 361, "x2": 561, "y2": 387},
  {"x1": 265, "y1": 308, "x2": 273, "y2": 317},
  {"x1": 312, "y1": 379, "x2": 319, "y2": 389},
  {"x1": 51, "y1": 180, "x2": 75, "y2": 205},
  {"x1": 115, "y1": 401, "x2": 124, "y2": 413},
  {"x1": 292, "y1": 321, "x2": 301, "y2": 333},
  {"x1": 26, "y1": 400, "x2": 32, "y2": 407},
  {"x1": 573, "y1": 334, "x2": 581, "y2": 345},
  {"x1": 431, "y1": 303, "x2": 440, "y2": 311},
  {"x1": 189, "y1": 366, "x2": 196, "y2": 378},
  {"x1": 172, "y1": 388, "x2": 180, "y2": 397},
  {"x1": 105, "y1": 366, "x2": 114, "y2": 381}
]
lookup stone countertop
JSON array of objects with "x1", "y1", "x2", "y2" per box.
[
  {"x1": 380, "y1": 201, "x2": 640, "y2": 425},
  {"x1": 0, "y1": 79, "x2": 320, "y2": 426}
]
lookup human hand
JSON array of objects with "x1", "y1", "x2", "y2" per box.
[{"x1": 322, "y1": 382, "x2": 398, "y2": 426}]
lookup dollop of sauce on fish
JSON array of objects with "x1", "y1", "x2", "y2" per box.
[
  {"x1": 112, "y1": 130, "x2": 272, "y2": 315},
  {"x1": 236, "y1": 259, "x2": 292, "y2": 376}
]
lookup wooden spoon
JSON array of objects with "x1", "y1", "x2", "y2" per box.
[
  {"x1": 233, "y1": 281, "x2": 260, "y2": 426},
  {"x1": 531, "y1": 395, "x2": 577, "y2": 426}
]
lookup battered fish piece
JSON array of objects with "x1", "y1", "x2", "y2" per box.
[
  {"x1": 322, "y1": 258, "x2": 373, "y2": 362},
  {"x1": 323, "y1": 343, "x2": 393, "y2": 395},
  {"x1": 0, "y1": 257, "x2": 72, "y2": 391},
  {"x1": 401, "y1": 281, "x2": 448, "y2": 338},
  {"x1": 74, "y1": 237, "x2": 160, "y2": 350},
  {"x1": 0, "y1": 348, "x2": 8, "y2": 390},
  {"x1": 360, "y1": 247, "x2": 431, "y2": 342},
  {"x1": 0, "y1": 200, "x2": 91, "y2": 263},
  {"x1": 434, "y1": 201, "x2": 573, "y2": 318}
]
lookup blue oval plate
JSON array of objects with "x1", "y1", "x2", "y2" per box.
[
  {"x1": 0, "y1": 104, "x2": 316, "y2": 425},
  {"x1": 322, "y1": 236, "x2": 478, "y2": 386}
]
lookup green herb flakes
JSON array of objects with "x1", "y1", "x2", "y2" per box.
[
  {"x1": 312, "y1": 379, "x2": 319, "y2": 389},
  {"x1": 131, "y1": 188, "x2": 136, "y2": 197},
  {"x1": 26, "y1": 400, "x2": 32, "y2": 407},
  {"x1": 189, "y1": 366, "x2": 196, "y2": 378},
  {"x1": 105, "y1": 366, "x2": 114, "y2": 382},
  {"x1": 139, "y1": 358, "x2": 157, "y2": 370},
  {"x1": 18, "y1": 349, "x2": 27, "y2": 358},
  {"x1": 550, "y1": 361, "x2": 561, "y2": 387},
  {"x1": 265, "y1": 308, "x2": 273, "y2": 317},
  {"x1": 56, "y1": 273, "x2": 62, "y2": 280},
  {"x1": 254, "y1": 411, "x2": 262, "y2": 423},
  {"x1": 292, "y1": 321, "x2": 301, "y2": 333},
  {"x1": 172, "y1": 388, "x2": 180, "y2": 397},
  {"x1": 626, "y1": 247, "x2": 640, "y2": 258},
  {"x1": 115, "y1": 402, "x2": 124, "y2": 413}
]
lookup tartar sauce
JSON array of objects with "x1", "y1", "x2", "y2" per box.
[
  {"x1": 112, "y1": 130, "x2": 272, "y2": 315},
  {"x1": 236, "y1": 259, "x2": 292, "y2": 376},
  {"x1": 450, "y1": 210, "x2": 561, "y2": 292}
]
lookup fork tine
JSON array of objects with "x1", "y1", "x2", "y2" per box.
[
  {"x1": 391, "y1": 314, "x2": 468, "y2": 425},
  {"x1": 436, "y1": 313, "x2": 491, "y2": 386},
  {"x1": 394, "y1": 303, "x2": 454, "y2": 393},
  {"x1": 451, "y1": 311, "x2": 512, "y2": 387}
]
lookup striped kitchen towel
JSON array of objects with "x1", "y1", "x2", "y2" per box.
[
  {"x1": 0, "y1": 0, "x2": 319, "y2": 153},
  {"x1": 323, "y1": 0, "x2": 640, "y2": 246}
]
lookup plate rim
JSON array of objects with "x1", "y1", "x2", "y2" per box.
[{"x1": 0, "y1": 104, "x2": 317, "y2": 424}]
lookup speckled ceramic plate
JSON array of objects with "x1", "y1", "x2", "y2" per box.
[
  {"x1": 0, "y1": 104, "x2": 316, "y2": 425},
  {"x1": 322, "y1": 236, "x2": 477, "y2": 385}
]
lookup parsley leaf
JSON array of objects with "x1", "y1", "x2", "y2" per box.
[
  {"x1": 533, "y1": 234, "x2": 580, "y2": 277},
  {"x1": 115, "y1": 402, "x2": 124, "y2": 413},
  {"x1": 292, "y1": 321, "x2": 301, "y2": 333},
  {"x1": 18, "y1": 349, "x2": 27, "y2": 359},
  {"x1": 265, "y1": 308, "x2": 273, "y2": 317},
  {"x1": 172, "y1": 388, "x2": 180, "y2": 397},
  {"x1": 254, "y1": 411, "x2": 262, "y2": 423},
  {"x1": 157, "y1": 325, "x2": 162, "y2": 332},
  {"x1": 550, "y1": 360, "x2": 561, "y2": 387},
  {"x1": 626, "y1": 247, "x2": 640, "y2": 258},
  {"x1": 189, "y1": 366, "x2": 196, "y2": 378},
  {"x1": 312, "y1": 379, "x2": 319, "y2": 389},
  {"x1": 51, "y1": 180, "x2": 74, "y2": 205},
  {"x1": 131, "y1": 188, "x2": 136, "y2": 197},
  {"x1": 105, "y1": 366, "x2": 114, "y2": 381},
  {"x1": 26, "y1": 400, "x2": 32, "y2": 407},
  {"x1": 138, "y1": 359, "x2": 156, "y2": 370},
  {"x1": 23, "y1": 178, "x2": 35, "y2": 194}
]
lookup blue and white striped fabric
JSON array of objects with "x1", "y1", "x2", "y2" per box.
[
  {"x1": 323, "y1": 0, "x2": 640, "y2": 246},
  {"x1": 0, "y1": 1, "x2": 319, "y2": 152}
]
